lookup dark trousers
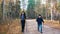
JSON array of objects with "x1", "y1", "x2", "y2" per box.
[{"x1": 21, "y1": 20, "x2": 25, "y2": 32}]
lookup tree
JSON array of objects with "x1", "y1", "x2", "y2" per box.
[
  {"x1": 0, "y1": 2, "x2": 3, "y2": 20},
  {"x1": 8, "y1": 0, "x2": 21, "y2": 19},
  {"x1": 56, "y1": 1, "x2": 60, "y2": 23},
  {"x1": 34, "y1": 0, "x2": 41, "y2": 17},
  {"x1": 27, "y1": 0, "x2": 35, "y2": 18},
  {"x1": 15, "y1": 0, "x2": 20, "y2": 18}
]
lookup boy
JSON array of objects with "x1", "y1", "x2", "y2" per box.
[{"x1": 36, "y1": 15, "x2": 44, "y2": 33}]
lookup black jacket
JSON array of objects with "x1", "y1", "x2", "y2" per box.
[{"x1": 36, "y1": 17, "x2": 44, "y2": 24}]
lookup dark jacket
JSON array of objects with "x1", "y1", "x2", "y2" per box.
[
  {"x1": 36, "y1": 17, "x2": 44, "y2": 24},
  {"x1": 21, "y1": 13, "x2": 26, "y2": 20}
]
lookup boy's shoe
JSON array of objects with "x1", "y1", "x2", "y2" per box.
[
  {"x1": 41, "y1": 32, "x2": 43, "y2": 34},
  {"x1": 22, "y1": 31, "x2": 24, "y2": 32}
]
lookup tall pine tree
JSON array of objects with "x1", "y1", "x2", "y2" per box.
[{"x1": 27, "y1": 0, "x2": 35, "y2": 19}]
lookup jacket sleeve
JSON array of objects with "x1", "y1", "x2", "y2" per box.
[
  {"x1": 36, "y1": 18, "x2": 38, "y2": 22},
  {"x1": 24, "y1": 14, "x2": 26, "y2": 19}
]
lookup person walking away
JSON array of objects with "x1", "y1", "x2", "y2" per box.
[
  {"x1": 21, "y1": 11, "x2": 26, "y2": 32},
  {"x1": 36, "y1": 14, "x2": 44, "y2": 33}
]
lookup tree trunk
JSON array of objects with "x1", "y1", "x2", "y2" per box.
[
  {"x1": 3, "y1": 0, "x2": 5, "y2": 20},
  {"x1": 59, "y1": 14, "x2": 60, "y2": 24}
]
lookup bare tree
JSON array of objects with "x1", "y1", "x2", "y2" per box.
[{"x1": 2, "y1": 0, "x2": 5, "y2": 20}]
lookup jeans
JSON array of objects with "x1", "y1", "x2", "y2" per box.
[{"x1": 38, "y1": 24, "x2": 42, "y2": 33}]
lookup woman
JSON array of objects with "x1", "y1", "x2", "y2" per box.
[{"x1": 21, "y1": 11, "x2": 26, "y2": 32}]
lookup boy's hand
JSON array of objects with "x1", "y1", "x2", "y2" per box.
[{"x1": 43, "y1": 21, "x2": 44, "y2": 24}]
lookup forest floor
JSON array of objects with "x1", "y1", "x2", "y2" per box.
[
  {"x1": 0, "y1": 19, "x2": 60, "y2": 34},
  {"x1": 44, "y1": 20, "x2": 60, "y2": 30}
]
